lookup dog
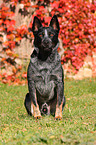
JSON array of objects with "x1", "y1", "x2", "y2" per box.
[{"x1": 24, "y1": 15, "x2": 65, "y2": 120}]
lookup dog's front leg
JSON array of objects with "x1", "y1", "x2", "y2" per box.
[
  {"x1": 29, "y1": 82, "x2": 41, "y2": 119},
  {"x1": 31, "y1": 92, "x2": 41, "y2": 119},
  {"x1": 55, "y1": 83, "x2": 64, "y2": 120}
]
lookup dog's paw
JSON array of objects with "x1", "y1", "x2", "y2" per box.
[
  {"x1": 55, "y1": 106, "x2": 62, "y2": 120},
  {"x1": 34, "y1": 115, "x2": 42, "y2": 119},
  {"x1": 55, "y1": 115, "x2": 62, "y2": 120},
  {"x1": 33, "y1": 104, "x2": 42, "y2": 119},
  {"x1": 33, "y1": 111, "x2": 42, "y2": 119}
]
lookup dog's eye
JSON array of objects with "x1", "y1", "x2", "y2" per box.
[
  {"x1": 39, "y1": 33, "x2": 44, "y2": 37},
  {"x1": 49, "y1": 33, "x2": 54, "y2": 37},
  {"x1": 51, "y1": 34, "x2": 54, "y2": 36},
  {"x1": 39, "y1": 34, "x2": 42, "y2": 37}
]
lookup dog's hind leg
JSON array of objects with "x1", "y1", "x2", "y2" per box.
[
  {"x1": 24, "y1": 93, "x2": 32, "y2": 116},
  {"x1": 62, "y1": 95, "x2": 66, "y2": 112}
]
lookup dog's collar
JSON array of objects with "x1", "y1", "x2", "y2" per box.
[{"x1": 34, "y1": 42, "x2": 59, "y2": 54}]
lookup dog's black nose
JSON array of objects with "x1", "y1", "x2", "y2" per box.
[
  {"x1": 45, "y1": 41, "x2": 49, "y2": 45},
  {"x1": 42, "y1": 38, "x2": 52, "y2": 48},
  {"x1": 43, "y1": 39, "x2": 49, "y2": 45}
]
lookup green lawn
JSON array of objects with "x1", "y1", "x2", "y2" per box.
[{"x1": 0, "y1": 79, "x2": 96, "y2": 145}]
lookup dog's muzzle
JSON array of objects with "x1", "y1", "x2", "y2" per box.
[{"x1": 42, "y1": 38, "x2": 52, "y2": 49}]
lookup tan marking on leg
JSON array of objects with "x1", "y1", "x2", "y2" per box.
[
  {"x1": 31, "y1": 91, "x2": 41, "y2": 119},
  {"x1": 31, "y1": 101, "x2": 41, "y2": 119},
  {"x1": 55, "y1": 95, "x2": 63, "y2": 120}
]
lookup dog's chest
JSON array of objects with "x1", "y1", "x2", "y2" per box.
[
  {"x1": 30, "y1": 56, "x2": 59, "y2": 83},
  {"x1": 30, "y1": 56, "x2": 61, "y2": 99}
]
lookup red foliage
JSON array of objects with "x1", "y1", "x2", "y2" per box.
[
  {"x1": 0, "y1": 0, "x2": 96, "y2": 84},
  {"x1": 0, "y1": 3, "x2": 29, "y2": 84},
  {"x1": 32, "y1": 0, "x2": 96, "y2": 72}
]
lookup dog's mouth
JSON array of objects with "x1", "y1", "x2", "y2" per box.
[{"x1": 42, "y1": 47, "x2": 52, "y2": 52}]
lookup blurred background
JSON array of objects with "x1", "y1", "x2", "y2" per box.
[{"x1": 0, "y1": 0, "x2": 96, "y2": 85}]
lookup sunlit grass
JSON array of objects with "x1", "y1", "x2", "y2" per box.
[{"x1": 0, "y1": 78, "x2": 96, "y2": 144}]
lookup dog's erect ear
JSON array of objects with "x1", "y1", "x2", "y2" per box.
[
  {"x1": 32, "y1": 16, "x2": 42, "y2": 32},
  {"x1": 49, "y1": 15, "x2": 60, "y2": 32}
]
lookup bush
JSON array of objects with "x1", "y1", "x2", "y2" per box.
[
  {"x1": 32, "y1": 0, "x2": 96, "y2": 72},
  {"x1": 0, "y1": 0, "x2": 96, "y2": 84}
]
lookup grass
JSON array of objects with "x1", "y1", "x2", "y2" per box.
[{"x1": 0, "y1": 78, "x2": 96, "y2": 145}]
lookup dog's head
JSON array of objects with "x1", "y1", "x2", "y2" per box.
[{"x1": 32, "y1": 15, "x2": 60, "y2": 53}]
